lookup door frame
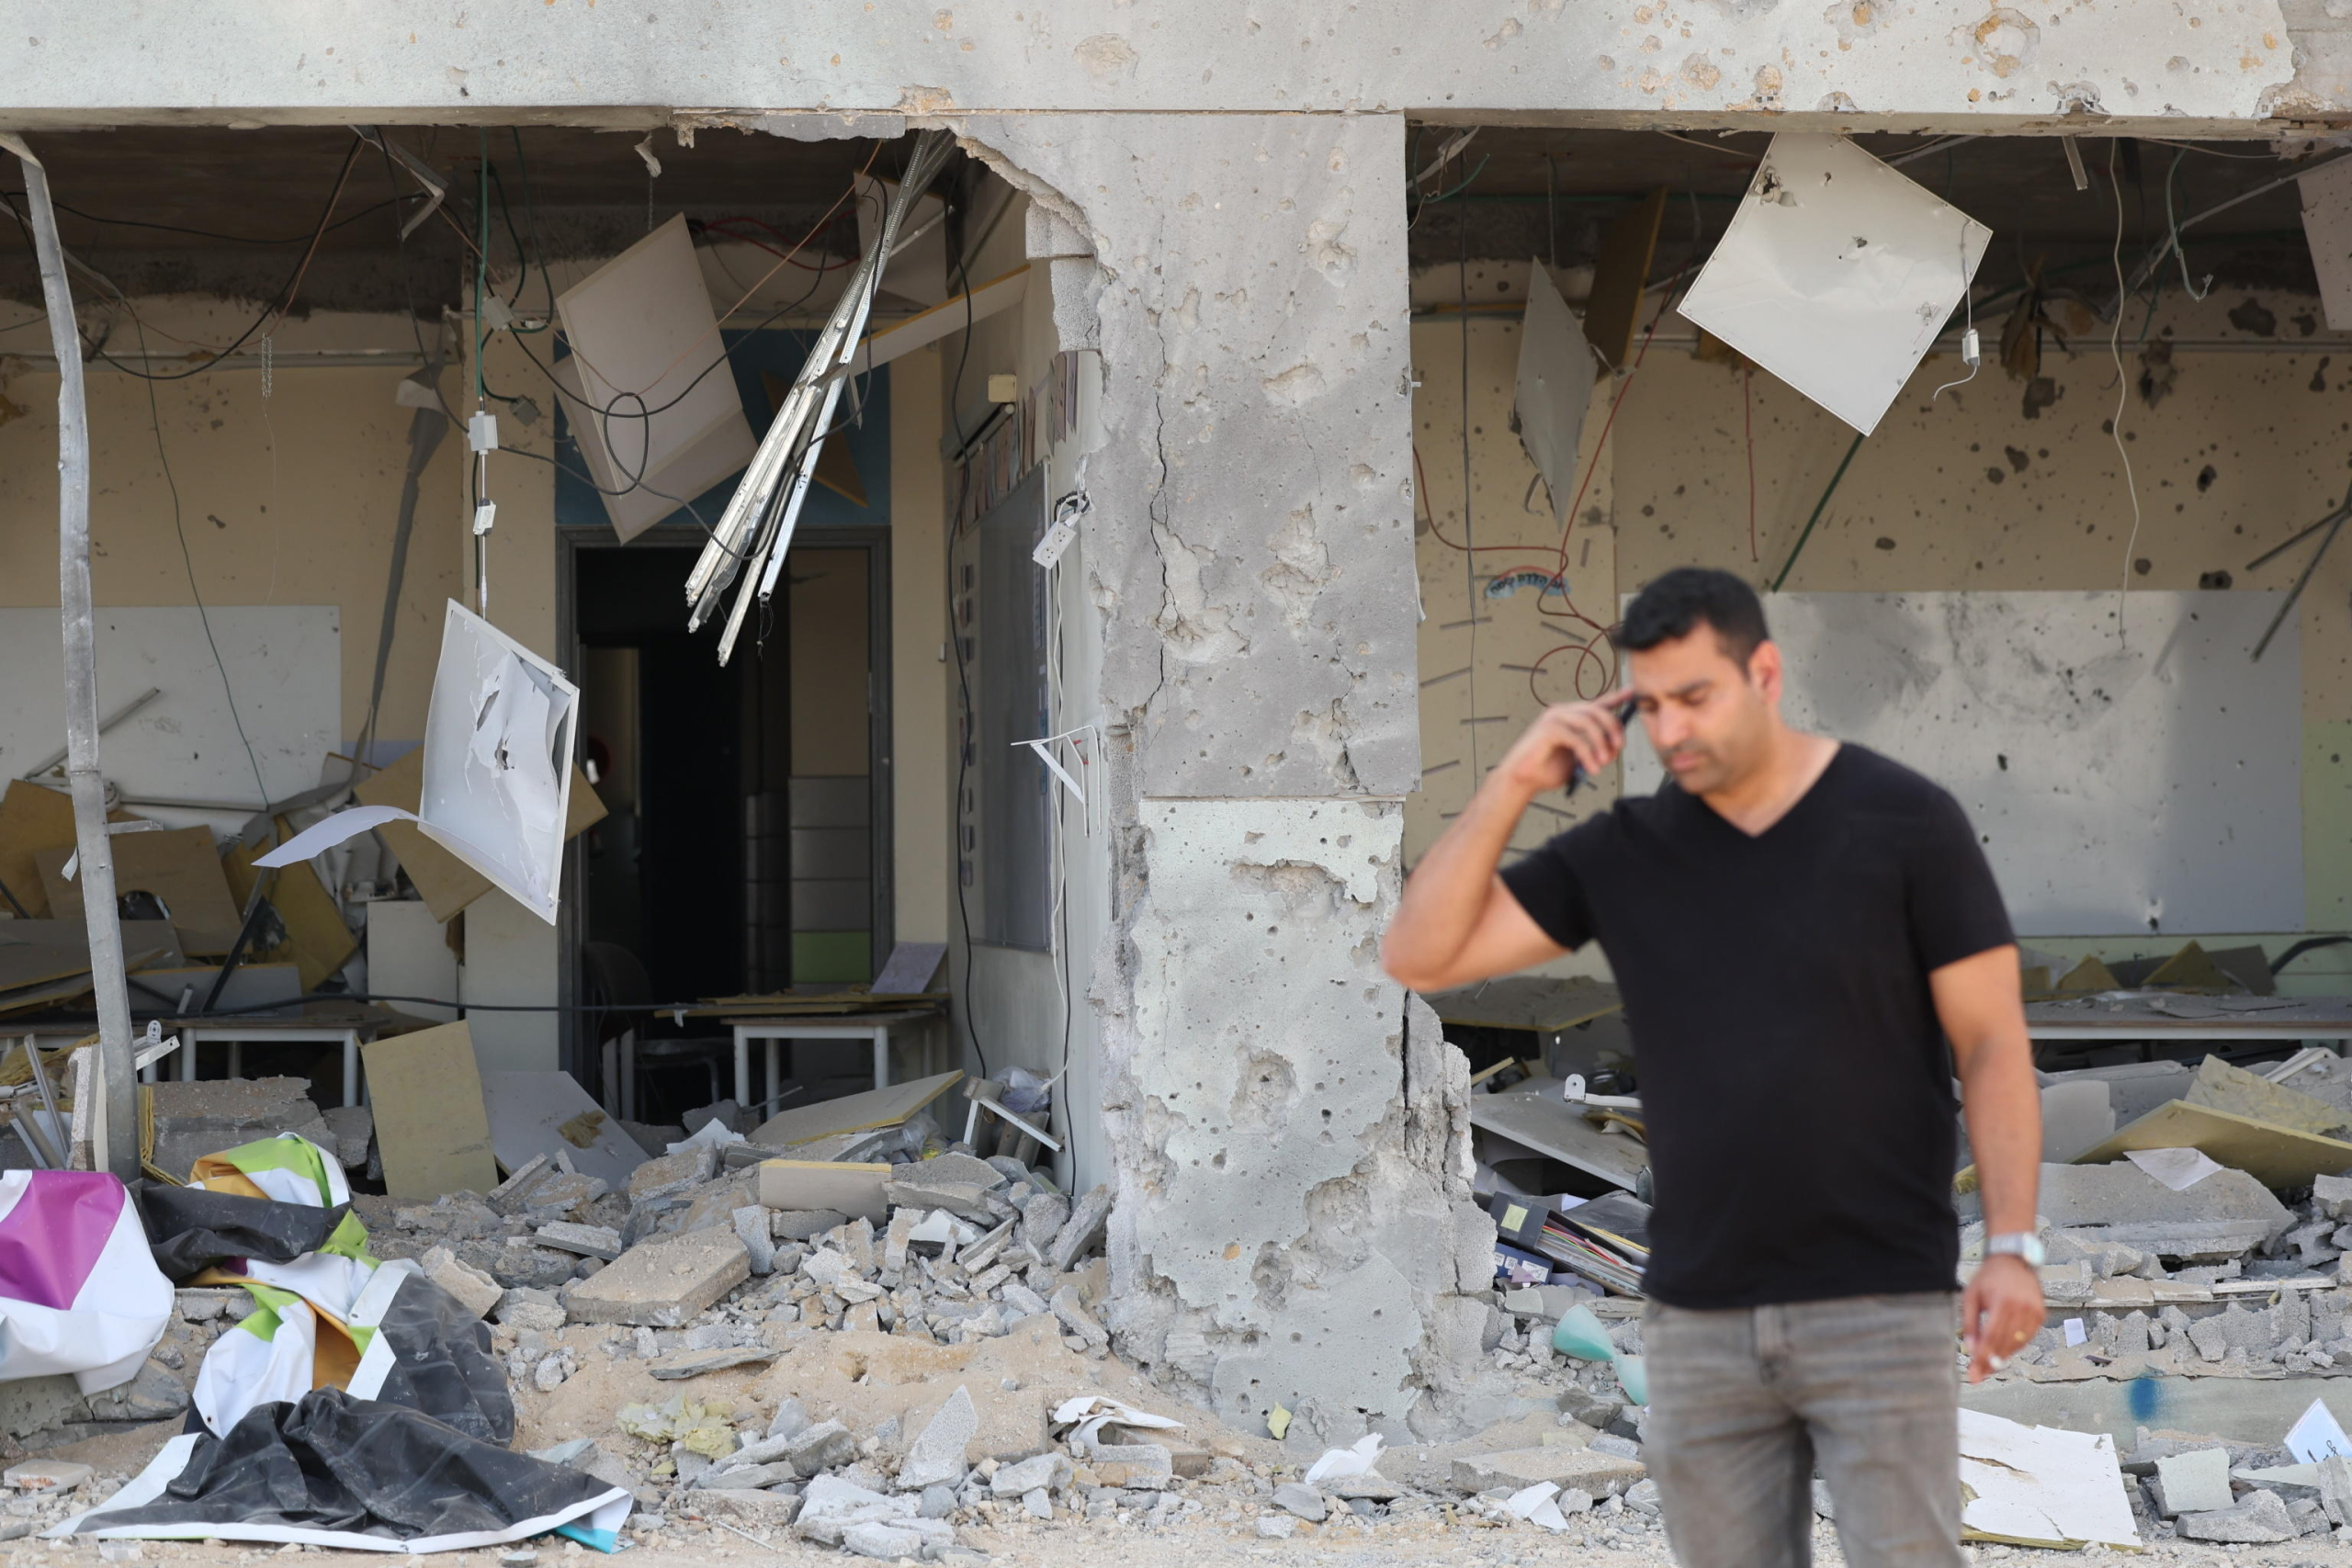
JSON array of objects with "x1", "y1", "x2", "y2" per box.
[{"x1": 555, "y1": 522, "x2": 894, "y2": 1083}]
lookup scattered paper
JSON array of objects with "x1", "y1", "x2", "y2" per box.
[
  {"x1": 871, "y1": 942, "x2": 948, "y2": 996},
  {"x1": 2126, "y1": 1146, "x2": 2225, "y2": 1192},
  {"x1": 1051, "y1": 1394, "x2": 1183, "y2": 1451},
  {"x1": 1503, "y1": 1482, "x2": 1569, "y2": 1531},
  {"x1": 1304, "y1": 1433, "x2": 1384, "y2": 1485},
  {"x1": 663, "y1": 1117, "x2": 744, "y2": 1156},
  {"x1": 1676, "y1": 134, "x2": 1991, "y2": 435},
  {"x1": 2287, "y1": 1397, "x2": 2352, "y2": 1464},
  {"x1": 1266, "y1": 1404, "x2": 1292, "y2": 1441},
  {"x1": 1956, "y1": 1410, "x2": 2140, "y2": 1551},
  {"x1": 2063, "y1": 1318, "x2": 2087, "y2": 1348}
]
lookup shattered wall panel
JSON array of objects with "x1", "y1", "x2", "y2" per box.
[{"x1": 0, "y1": 3, "x2": 2301, "y2": 128}]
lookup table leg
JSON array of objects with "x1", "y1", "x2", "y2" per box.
[
  {"x1": 601, "y1": 1039, "x2": 619, "y2": 1115},
  {"x1": 764, "y1": 1039, "x2": 779, "y2": 1114},
  {"x1": 228, "y1": 1042, "x2": 242, "y2": 1079},
  {"x1": 733, "y1": 1028, "x2": 751, "y2": 1110},
  {"x1": 178, "y1": 1031, "x2": 195, "y2": 1082},
  {"x1": 872, "y1": 1025, "x2": 888, "y2": 1092},
  {"x1": 342, "y1": 1031, "x2": 360, "y2": 1109}
]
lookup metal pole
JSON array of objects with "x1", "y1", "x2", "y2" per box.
[{"x1": 2, "y1": 133, "x2": 136, "y2": 1179}]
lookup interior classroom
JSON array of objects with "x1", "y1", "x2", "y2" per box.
[{"x1": 3, "y1": 123, "x2": 2350, "y2": 1197}]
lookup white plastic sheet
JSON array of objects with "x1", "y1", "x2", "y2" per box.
[
  {"x1": 1514, "y1": 259, "x2": 1598, "y2": 524},
  {"x1": 257, "y1": 603, "x2": 578, "y2": 924},
  {"x1": 1676, "y1": 134, "x2": 1991, "y2": 435}
]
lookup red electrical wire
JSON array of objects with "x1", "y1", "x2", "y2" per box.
[{"x1": 703, "y1": 213, "x2": 857, "y2": 271}]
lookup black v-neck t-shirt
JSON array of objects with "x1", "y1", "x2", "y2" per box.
[{"x1": 1498, "y1": 744, "x2": 2013, "y2": 1310}]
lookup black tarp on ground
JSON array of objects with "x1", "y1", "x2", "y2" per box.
[
  {"x1": 355, "y1": 1264, "x2": 512, "y2": 1446},
  {"x1": 65, "y1": 1388, "x2": 625, "y2": 1551},
  {"x1": 128, "y1": 1182, "x2": 354, "y2": 1282}
]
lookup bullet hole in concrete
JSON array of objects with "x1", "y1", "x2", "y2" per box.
[
  {"x1": 1985, "y1": 467, "x2": 2007, "y2": 485},
  {"x1": 1875, "y1": 537, "x2": 1896, "y2": 550},
  {"x1": 1641, "y1": 504, "x2": 1655, "y2": 516},
  {"x1": 2296, "y1": 311, "x2": 2320, "y2": 337},
  {"x1": 2005, "y1": 446, "x2": 2030, "y2": 473},
  {"x1": 2134, "y1": 558, "x2": 2152, "y2": 576},
  {"x1": 2228, "y1": 298, "x2": 2278, "y2": 337},
  {"x1": 207, "y1": 513, "x2": 228, "y2": 530},
  {"x1": 2314, "y1": 356, "x2": 2333, "y2": 393},
  {"x1": 2199, "y1": 570, "x2": 2233, "y2": 589},
  {"x1": 2197, "y1": 465, "x2": 2218, "y2": 492}
]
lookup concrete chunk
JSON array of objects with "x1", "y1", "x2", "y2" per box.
[
  {"x1": 2317, "y1": 1173, "x2": 2352, "y2": 1221},
  {"x1": 487, "y1": 1153, "x2": 551, "y2": 1213},
  {"x1": 731, "y1": 1206, "x2": 776, "y2": 1275},
  {"x1": 989, "y1": 1452, "x2": 1072, "y2": 1496},
  {"x1": 648, "y1": 1346, "x2": 778, "y2": 1379},
  {"x1": 915, "y1": 1152, "x2": 1005, "y2": 1190},
  {"x1": 794, "y1": 1474, "x2": 915, "y2": 1545},
  {"x1": 4, "y1": 1461, "x2": 91, "y2": 1493},
  {"x1": 628, "y1": 1143, "x2": 718, "y2": 1203},
  {"x1": 535, "y1": 1222, "x2": 622, "y2": 1259},
  {"x1": 1048, "y1": 1283, "x2": 1109, "y2": 1348},
  {"x1": 881, "y1": 1179, "x2": 995, "y2": 1221},
  {"x1": 1047, "y1": 1184, "x2": 1112, "y2": 1271},
  {"x1": 2176, "y1": 1488, "x2": 2296, "y2": 1543},
  {"x1": 560, "y1": 1230, "x2": 750, "y2": 1327},
  {"x1": 421, "y1": 1245, "x2": 503, "y2": 1320},
  {"x1": 2031, "y1": 1162, "x2": 2292, "y2": 1261},
  {"x1": 786, "y1": 1420, "x2": 859, "y2": 1476},
  {"x1": 1451, "y1": 1448, "x2": 1645, "y2": 1495},
  {"x1": 2154, "y1": 1448, "x2": 2234, "y2": 1516},
  {"x1": 896, "y1": 1385, "x2": 977, "y2": 1491}
]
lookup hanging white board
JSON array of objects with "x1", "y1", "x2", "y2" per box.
[
  {"x1": 0, "y1": 607, "x2": 340, "y2": 824},
  {"x1": 1622, "y1": 592, "x2": 2302, "y2": 936}
]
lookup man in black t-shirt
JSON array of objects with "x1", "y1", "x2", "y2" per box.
[{"x1": 1384, "y1": 569, "x2": 2043, "y2": 1568}]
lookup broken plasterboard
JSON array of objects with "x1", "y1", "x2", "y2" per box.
[
  {"x1": 480, "y1": 1068, "x2": 649, "y2": 1188},
  {"x1": 257, "y1": 603, "x2": 584, "y2": 924},
  {"x1": 2300, "y1": 156, "x2": 2352, "y2": 333},
  {"x1": 748, "y1": 1068, "x2": 964, "y2": 1149},
  {"x1": 553, "y1": 214, "x2": 758, "y2": 543},
  {"x1": 0, "y1": 779, "x2": 75, "y2": 917},
  {"x1": 2072, "y1": 1100, "x2": 2352, "y2": 1190},
  {"x1": 1466, "y1": 1077, "x2": 1647, "y2": 1192},
  {"x1": 2185, "y1": 1053, "x2": 2352, "y2": 1140},
  {"x1": 1676, "y1": 134, "x2": 1991, "y2": 436},
  {"x1": 362, "y1": 1019, "x2": 498, "y2": 1201},
  {"x1": 36, "y1": 826, "x2": 243, "y2": 955},
  {"x1": 1957, "y1": 1410, "x2": 2140, "y2": 1550},
  {"x1": 754, "y1": 1159, "x2": 891, "y2": 1224},
  {"x1": 1514, "y1": 259, "x2": 1599, "y2": 526}
]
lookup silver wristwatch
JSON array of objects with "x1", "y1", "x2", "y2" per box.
[{"x1": 1984, "y1": 1232, "x2": 2046, "y2": 1267}]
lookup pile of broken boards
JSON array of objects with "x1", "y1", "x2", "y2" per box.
[{"x1": 1, "y1": 1133, "x2": 630, "y2": 1552}]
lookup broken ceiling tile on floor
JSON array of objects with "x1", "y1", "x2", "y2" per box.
[
  {"x1": 1958, "y1": 1410, "x2": 2140, "y2": 1550},
  {"x1": 1676, "y1": 133, "x2": 1991, "y2": 435}
]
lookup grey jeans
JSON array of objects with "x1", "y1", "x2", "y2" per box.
[{"x1": 1643, "y1": 1292, "x2": 1966, "y2": 1568}]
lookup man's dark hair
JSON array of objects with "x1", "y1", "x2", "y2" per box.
[{"x1": 1616, "y1": 568, "x2": 1770, "y2": 667}]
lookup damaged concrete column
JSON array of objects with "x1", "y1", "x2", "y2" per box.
[{"x1": 959, "y1": 113, "x2": 1494, "y2": 1445}]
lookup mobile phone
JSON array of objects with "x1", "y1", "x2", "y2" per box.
[{"x1": 1566, "y1": 695, "x2": 1641, "y2": 795}]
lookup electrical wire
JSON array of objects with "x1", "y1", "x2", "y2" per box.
[
  {"x1": 945, "y1": 216, "x2": 989, "y2": 1084},
  {"x1": 2107, "y1": 140, "x2": 2146, "y2": 640},
  {"x1": 0, "y1": 186, "x2": 422, "y2": 246},
  {"x1": 2163, "y1": 149, "x2": 2215, "y2": 302},
  {"x1": 8, "y1": 136, "x2": 368, "y2": 383},
  {"x1": 1656, "y1": 130, "x2": 1761, "y2": 162}
]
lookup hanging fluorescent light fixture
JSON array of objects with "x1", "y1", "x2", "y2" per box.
[{"x1": 684, "y1": 130, "x2": 959, "y2": 663}]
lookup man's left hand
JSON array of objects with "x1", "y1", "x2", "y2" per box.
[{"x1": 1962, "y1": 1254, "x2": 2044, "y2": 1383}]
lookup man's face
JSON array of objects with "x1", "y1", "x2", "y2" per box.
[{"x1": 1625, "y1": 624, "x2": 1781, "y2": 795}]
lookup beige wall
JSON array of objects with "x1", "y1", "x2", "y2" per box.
[
  {"x1": 0, "y1": 308, "x2": 464, "y2": 751},
  {"x1": 1409, "y1": 266, "x2": 2352, "y2": 985}
]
